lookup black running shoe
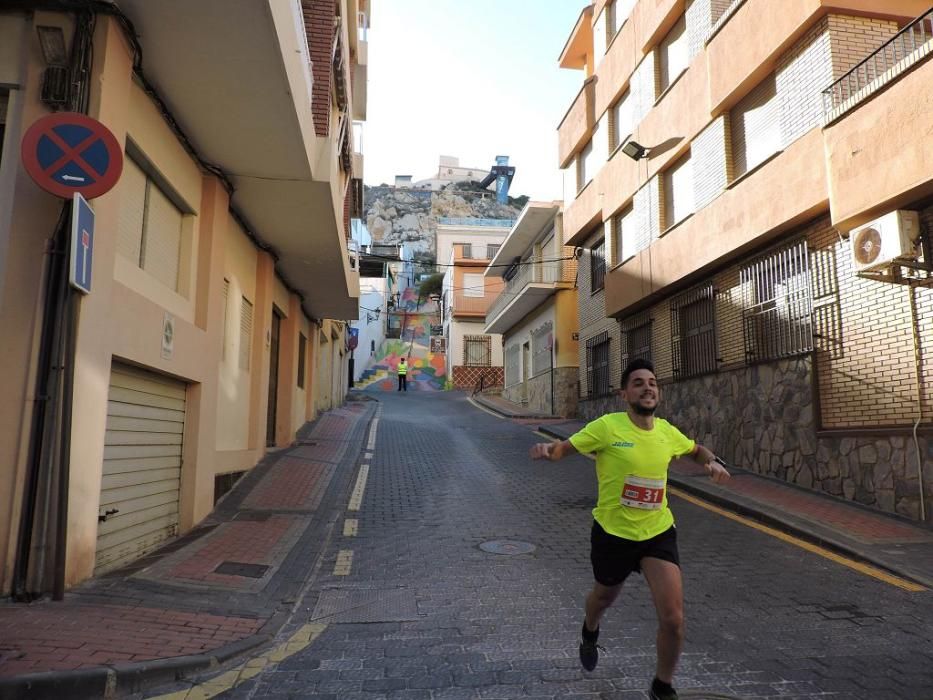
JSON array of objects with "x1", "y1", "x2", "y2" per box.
[
  {"x1": 649, "y1": 684, "x2": 679, "y2": 699},
  {"x1": 578, "y1": 639, "x2": 602, "y2": 671}
]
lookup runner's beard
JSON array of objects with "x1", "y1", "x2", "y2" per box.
[{"x1": 631, "y1": 397, "x2": 657, "y2": 416}]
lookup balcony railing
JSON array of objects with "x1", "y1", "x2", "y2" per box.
[
  {"x1": 822, "y1": 8, "x2": 933, "y2": 122},
  {"x1": 487, "y1": 257, "x2": 562, "y2": 324},
  {"x1": 452, "y1": 293, "x2": 492, "y2": 315},
  {"x1": 438, "y1": 217, "x2": 516, "y2": 228}
]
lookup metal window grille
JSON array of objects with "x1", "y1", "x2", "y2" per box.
[
  {"x1": 505, "y1": 344, "x2": 521, "y2": 386},
  {"x1": 586, "y1": 331, "x2": 611, "y2": 397},
  {"x1": 670, "y1": 284, "x2": 718, "y2": 379},
  {"x1": 457, "y1": 243, "x2": 474, "y2": 259},
  {"x1": 464, "y1": 335, "x2": 491, "y2": 367},
  {"x1": 297, "y1": 333, "x2": 307, "y2": 388},
  {"x1": 486, "y1": 244, "x2": 500, "y2": 260},
  {"x1": 590, "y1": 239, "x2": 606, "y2": 292},
  {"x1": 741, "y1": 239, "x2": 813, "y2": 363},
  {"x1": 620, "y1": 311, "x2": 652, "y2": 369},
  {"x1": 531, "y1": 322, "x2": 553, "y2": 376}
]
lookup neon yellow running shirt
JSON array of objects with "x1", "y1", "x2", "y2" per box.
[{"x1": 569, "y1": 413, "x2": 696, "y2": 541}]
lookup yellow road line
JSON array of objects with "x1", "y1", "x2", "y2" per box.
[
  {"x1": 670, "y1": 487, "x2": 925, "y2": 592},
  {"x1": 534, "y1": 432, "x2": 924, "y2": 592},
  {"x1": 333, "y1": 549, "x2": 353, "y2": 576},
  {"x1": 348, "y1": 464, "x2": 369, "y2": 511},
  {"x1": 468, "y1": 397, "x2": 504, "y2": 419},
  {"x1": 343, "y1": 518, "x2": 358, "y2": 537},
  {"x1": 149, "y1": 623, "x2": 327, "y2": 699}
]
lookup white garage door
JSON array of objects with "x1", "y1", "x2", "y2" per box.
[{"x1": 95, "y1": 363, "x2": 186, "y2": 574}]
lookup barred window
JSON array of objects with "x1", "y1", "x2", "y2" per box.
[
  {"x1": 586, "y1": 331, "x2": 611, "y2": 397},
  {"x1": 742, "y1": 239, "x2": 812, "y2": 363},
  {"x1": 464, "y1": 335, "x2": 492, "y2": 366},
  {"x1": 590, "y1": 239, "x2": 606, "y2": 292},
  {"x1": 620, "y1": 311, "x2": 652, "y2": 370},
  {"x1": 531, "y1": 322, "x2": 553, "y2": 376},
  {"x1": 505, "y1": 344, "x2": 521, "y2": 386},
  {"x1": 486, "y1": 244, "x2": 500, "y2": 260},
  {"x1": 671, "y1": 284, "x2": 717, "y2": 379}
]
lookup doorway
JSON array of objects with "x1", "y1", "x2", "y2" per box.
[{"x1": 267, "y1": 308, "x2": 282, "y2": 446}]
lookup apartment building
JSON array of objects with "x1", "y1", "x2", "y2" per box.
[
  {"x1": 559, "y1": 0, "x2": 932, "y2": 523},
  {"x1": 438, "y1": 219, "x2": 511, "y2": 389},
  {"x1": 484, "y1": 202, "x2": 580, "y2": 417},
  {"x1": 0, "y1": 0, "x2": 369, "y2": 597}
]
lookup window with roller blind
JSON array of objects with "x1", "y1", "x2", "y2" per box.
[
  {"x1": 116, "y1": 155, "x2": 186, "y2": 293},
  {"x1": 658, "y1": 14, "x2": 689, "y2": 94}
]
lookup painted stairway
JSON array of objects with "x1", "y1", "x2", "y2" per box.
[{"x1": 355, "y1": 287, "x2": 447, "y2": 391}]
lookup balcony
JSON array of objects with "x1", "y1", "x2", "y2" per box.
[
  {"x1": 451, "y1": 292, "x2": 495, "y2": 317},
  {"x1": 823, "y1": 18, "x2": 933, "y2": 229},
  {"x1": 558, "y1": 76, "x2": 596, "y2": 167},
  {"x1": 485, "y1": 258, "x2": 570, "y2": 334},
  {"x1": 353, "y1": 10, "x2": 368, "y2": 120},
  {"x1": 823, "y1": 8, "x2": 933, "y2": 124}
]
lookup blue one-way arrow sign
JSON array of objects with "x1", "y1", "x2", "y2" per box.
[{"x1": 70, "y1": 193, "x2": 94, "y2": 294}]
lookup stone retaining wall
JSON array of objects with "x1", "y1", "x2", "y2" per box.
[{"x1": 576, "y1": 355, "x2": 932, "y2": 523}]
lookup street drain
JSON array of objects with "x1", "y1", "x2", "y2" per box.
[
  {"x1": 214, "y1": 561, "x2": 270, "y2": 578},
  {"x1": 310, "y1": 588, "x2": 419, "y2": 623},
  {"x1": 479, "y1": 540, "x2": 536, "y2": 555}
]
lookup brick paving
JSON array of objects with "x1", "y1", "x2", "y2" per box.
[
  {"x1": 0, "y1": 401, "x2": 375, "y2": 689},
  {"x1": 0, "y1": 605, "x2": 263, "y2": 676},
  {"x1": 220, "y1": 392, "x2": 933, "y2": 700}
]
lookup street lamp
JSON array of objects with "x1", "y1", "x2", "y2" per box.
[{"x1": 621, "y1": 140, "x2": 649, "y2": 161}]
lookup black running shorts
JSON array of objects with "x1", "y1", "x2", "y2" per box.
[{"x1": 590, "y1": 520, "x2": 680, "y2": 586}]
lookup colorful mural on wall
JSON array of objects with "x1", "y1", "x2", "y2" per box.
[{"x1": 356, "y1": 288, "x2": 447, "y2": 392}]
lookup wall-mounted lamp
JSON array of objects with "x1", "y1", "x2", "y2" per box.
[{"x1": 621, "y1": 140, "x2": 649, "y2": 161}]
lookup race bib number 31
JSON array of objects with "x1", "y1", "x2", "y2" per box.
[{"x1": 620, "y1": 476, "x2": 665, "y2": 510}]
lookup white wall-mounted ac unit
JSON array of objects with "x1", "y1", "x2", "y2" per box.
[{"x1": 849, "y1": 210, "x2": 921, "y2": 272}]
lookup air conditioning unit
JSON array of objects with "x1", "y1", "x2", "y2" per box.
[{"x1": 849, "y1": 210, "x2": 921, "y2": 272}]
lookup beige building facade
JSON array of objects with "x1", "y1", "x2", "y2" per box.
[
  {"x1": 484, "y1": 202, "x2": 580, "y2": 417},
  {"x1": 0, "y1": 0, "x2": 369, "y2": 597},
  {"x1": 559, "y1": 0, "x2": 932, "y2": 523}
]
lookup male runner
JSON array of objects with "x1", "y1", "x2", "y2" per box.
[{"x1": 530, "y1": 358, "x2": 729, "y2": 700}]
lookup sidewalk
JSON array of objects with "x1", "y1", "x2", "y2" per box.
[
  {"x1": 0, "y1": 400, "x2": 375, "y2": 700},
  {"x1": 476, "y1": 399, "x2": 933, "y2": 590}
]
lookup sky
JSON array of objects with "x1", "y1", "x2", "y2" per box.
[{"x1": 365, "y1": 1, "x2": 587, "y2": 201}]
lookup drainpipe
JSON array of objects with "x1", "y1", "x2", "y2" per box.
[{"x1": 907, "y1": 282, "x2": 926, "y2": 523}]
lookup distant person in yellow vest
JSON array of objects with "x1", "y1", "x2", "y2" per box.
[{"x1": 397, "y1": 357, "x2": 408, "y2": 392}]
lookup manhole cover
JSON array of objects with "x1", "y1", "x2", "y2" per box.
[
  {"x1": 479, "y1": 540, "x2": 536, "y2": 555},
  {"x1": 214, "y1": 561, "x2": 270, "y2": 578}
]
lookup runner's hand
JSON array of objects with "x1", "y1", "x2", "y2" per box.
[
  {"x1": 529, "y1": 443, "x2": 553, "y2": 460},
  {"x1": 705, "y1": 460, "x2": 730, "y2": 484}
]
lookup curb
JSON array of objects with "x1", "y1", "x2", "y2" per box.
[
  {"x1": 536, "y1": 425, "x2": 932, "y2": 589},
  {"x1": 470, "y1": 395, "x2": 559, "y2": 420},
  {"x1": 0, "y1": 633, "x2": 271, "y2": 700}
]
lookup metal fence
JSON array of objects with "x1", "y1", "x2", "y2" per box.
[
  {"x1": 671, "y1": 284, "x2": 718, "y2": 379},
  {"x1": 741, "y1": 239, "x2": 813, "y2": 363},
  {"x1": 822, "y1": 8, "x2": 933, "y2": 118}
]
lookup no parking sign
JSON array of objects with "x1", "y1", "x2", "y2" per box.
[{"x1": 21, "y1": 112, "x2": 123, "y2": 199}]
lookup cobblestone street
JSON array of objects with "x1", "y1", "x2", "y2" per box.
[{"x1": 198, "y1": 392, "x2": 933, "y2": 700}]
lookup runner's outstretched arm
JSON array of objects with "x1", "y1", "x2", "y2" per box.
[
  {"x1": 529, "y1": 440, "x2": 578, "y2": 461},
  {"x1": 690, "y1": 444, "x2": 730, "y2": 484}
]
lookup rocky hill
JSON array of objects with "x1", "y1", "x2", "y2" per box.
[{"x1": 364, "y1": 181, "x2": 529, "y2": 265}]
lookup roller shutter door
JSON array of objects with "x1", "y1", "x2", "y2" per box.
[{"x1": 95, "y1": 363, "x2": 186, "y2": 574}]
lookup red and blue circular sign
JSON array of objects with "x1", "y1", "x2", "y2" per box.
[{"x1": 21, "y1": 112, "x2": 123, "y2": 200}]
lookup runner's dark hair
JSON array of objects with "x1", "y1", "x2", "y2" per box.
[{"x1": 621, "y1": 358, "x2": 656, "y2": 388}]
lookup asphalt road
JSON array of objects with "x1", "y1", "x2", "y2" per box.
[{"x1": 203, "y1": 392, "x2": 933, "y2": 699}]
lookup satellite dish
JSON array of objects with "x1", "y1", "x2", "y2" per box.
[{"x1": 853, "y1": 227, "x2": 882, "y2": 266}]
